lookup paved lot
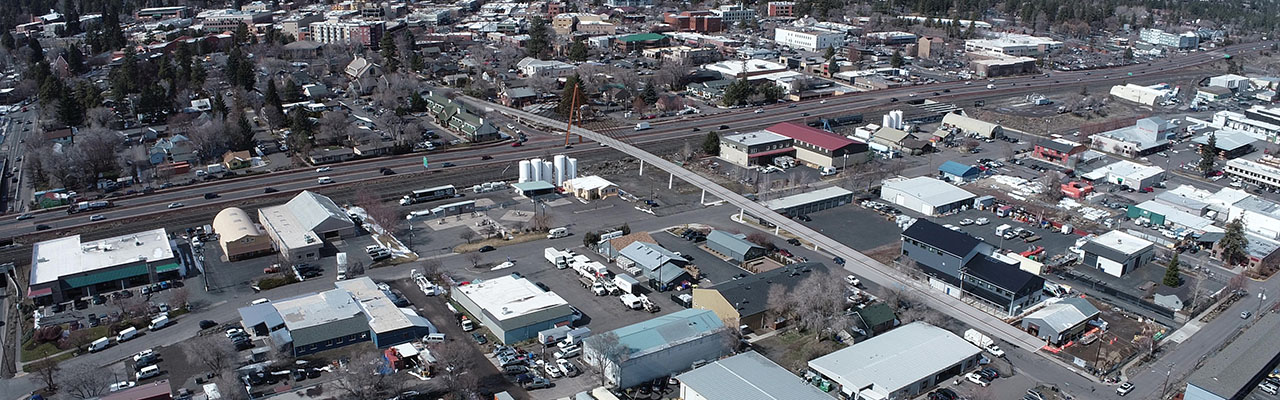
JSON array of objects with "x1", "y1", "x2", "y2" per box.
[{"x1": 800, "y1": 205, "x2": 902, "y2": 252}]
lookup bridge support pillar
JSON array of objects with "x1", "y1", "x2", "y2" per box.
[
  {"x1": 700, "y1": 189, "x2": 705, "y2": 204},
  {"x1": 668, "y1": 173, "x2": 674, "y2": 189},
  {"x1": 739, "y1": 208, "x2": 744, "y2": 221},
  {"x1": 639, "y1": 160, "x2": 644, "y2": 176},
  {"x1": 775, "y1": 226, "x2": 780, "y2": 235}
]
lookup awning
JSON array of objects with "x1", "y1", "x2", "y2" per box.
[
  {"x1": 27, "y1": 286, "x2": 53, "y2": 298},
  {"x1": 64, "y1": 264, "x2": 150, "y2": 288},
  {"x1": 747, "y1": 147, "x2": 795, "y2": 158},
  {"x1": 154, "y1": 263, "x2": 181, "y2": 274}
]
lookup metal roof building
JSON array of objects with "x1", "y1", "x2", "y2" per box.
[
  {"x1": 1185, "y1": 311, "x2": 1280, "y2": 400},
  {"x1": 808, "y1": 322, "x2": 983, "y2": 400},
  {"x1": 618, "y1": 241, "x2": 691, "y2": 289},
  {"x1": 258, "y1": 191, "x2": 356, "y2": 262},
  {"x1": 452, "y1": 275, "x2": 574, "y2": 344},
  {"x1": 938, "y1": 160, "x2": 980, "y2": 182},
  {"x1": 1080, "y1": 230, "x2": 1156, "y2": 277},
  {"x1": 677, "y1": 351, "x2": 831, "y2": 400},
  {"x1": 705, "y1": 230, "x2": 766, "y2": 263},
  {"x1": 941, "y1": 112, "x2": 1004, "y2": 139},
  {"x1": 880, "y1": 176, "x2": 977, "y2": 216},
  {"x1": 1019, "y1": 297, "x2": 1101, "y2": 345},
  {"x1": 760, "y1": 186, "x2": 854, "y2": 217},
  {"x1": 585, "y1": 309, "x2": 730, "y2": 388},
  {"x1": 212, "y1": 207, "x2": 273, "y2": 261}
]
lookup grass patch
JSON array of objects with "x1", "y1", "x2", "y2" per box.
[
  {"x1": 752, "y1": 330, "x2": 844, "y2": 374},
  {"x1": 453, "y1": 232, "x2": 545, "y2": 253},
  {"x1": 20, "y1": 325, "x2": 111, "y2": 362},
  {"x1": 168, "y1": 308, "x2": 191, "y2": 318},
  {"x1": 20, "y1": 340, "x2": 60, "y2": 363},
  {"x1": 257, "y1": 274, "x2": 299, "y2": 290},
  {"x1": 22, "y1": 352, "x2": 74, "y2": 372}
]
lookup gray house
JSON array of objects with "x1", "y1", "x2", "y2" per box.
[
  {"x1": 1019, "y1": 297, "x2": 1101, "y2": 345},
  {"x1": 901, "y1": 219, "x2": 993, "y2": 282},
  {"x1": 618, "y1": 241, "x2": 691, "y2": 291},
  {"x1": 705, "y1": 230, "x2": 766, "y2": 263},
  {"x1": 903, "y1": 219, "x2": 1043, "y2": 317}
]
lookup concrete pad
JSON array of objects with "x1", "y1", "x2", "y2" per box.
[
  {"x1": 498, "y1": 210, "x2": 534, "y2": 222},
  {"x1": 423, "y1": 213, "x2": 485, "y2": 231}
]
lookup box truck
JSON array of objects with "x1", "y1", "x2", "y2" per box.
[
  {"x1": 964, "y1": 329, "x2": 1005, "y2": 357},
  {"x1": 336, "y1": 252, "x2": 348, "y2": 280},
  {"x1": 634, "y1": 122, "x2": 651, "y2": 131}
]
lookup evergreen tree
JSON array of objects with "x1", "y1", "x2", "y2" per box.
[
  {"x1": 556, "y1": 74, "x2": 586, "y2": 117},
  {"x1": 1220, "y1": 218, "x2": 1249, "y2": 266},
  {"x1": 824, "y1": 45, "x2": 836, "y2": 60},
  {"x1": 641, "y1": 84, "x2": 658, "y2": 105},
  {"x1": 827, "y1": 57, "x2": 839, "y2": 76},
  {"x1": 234, "y1": 113, "x2": 256, "y2": 151},
  {"x1": 100, "y1": 5, "x2": 125, "y2": 51},
  {"x1": 265, "y1": 78, "x2": 282, "y2": 110},
  {"x1": 28, "y1": 37, "x2": 44, "y2": 64},
  {"x1": 57, "y1": 85, "x2": 84, "y2": 127},
  {"x1": 283, "y1": 79, "x2": 302, "y2": 103},
  {"x1": 0, "y1": 32, "x2": 14, "y2": 51},
  {"x1": 234, "y1": 23, "x2": 251, "y2": 44},
  {"x1": 526, "y1": 17, "x2": 550, "y2": 58},
  {"x1": 190, "y1": 62, "x2": 207, "y2": 89},
  {"x1": 1199, "y1": 133, "x2": 1218, "y2": 174},
  {"x1": 379, "y1": 34, "x2": 399, "y2": 72},
  {"x1": 890, "y1": 49, "x2": 904, "y2": 68},
  {"x1": 65, "y1": 47, "x2": 85, "y2": 74},
  {"x1": 290, "y1": 109, "x2": 313, "y2": 136},
  {"x1": 1123, "y1": 47, "x2": 1134, "y2": 61},
  {"x1": 702, "y1": 131, "x2": 720, "y2": 155},
  {"x1": 568, "y1": 40, "x2": 589, "y2": 62},
  {"x1": 1163, "y1": 253, "x2": 1181, "y2": 287},
  {"x1": 722, "y1": 78, "x2": 754, "y2": 106},
  {"x1": 212, "y1": 92, "x2": 228, "y2": 117},
  {"x1": 63, "y1": 5, "x2": 81, "y2": 36}
]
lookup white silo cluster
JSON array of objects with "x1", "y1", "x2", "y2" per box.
[
  {"x1": 516, "y1": 155, "x2": 578, "y2": 186},
  {"x1": 881, "y1": 110, "x2": 905, "y2": 130}
]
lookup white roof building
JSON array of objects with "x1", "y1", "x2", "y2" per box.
[
  {"x1": 452, "y1": 275, "x2": 575, "y2": 344},
  {"x1": 809, "y1": 322, "x2": 983, "y2": 400},
  {"x1": 704, "y1": 59, "x2": 788, "y2": 79},
  {"x1": 879, "y1": 176, "x2": 977, "y2": 216},
  {"x1": 258, "y1": 191, "x2": 356, "y2": 262}
]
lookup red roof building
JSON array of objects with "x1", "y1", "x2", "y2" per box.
[{"x1": 764, "y1": 122, "x2": 868, "y2": 169}]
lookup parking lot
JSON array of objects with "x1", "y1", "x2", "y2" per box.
[{"x1": 801, "y1": 205, "x2": 905, "y2": 252}]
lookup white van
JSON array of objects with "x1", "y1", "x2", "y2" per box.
[
  {"x1": 136, "y1": 365, "x2": 161, "y2": 380},
  {"x1": 149, "y1": 315, "x2": 170, "y2": 331},
  {"x1": 317, "y1": 176, "x2": 333, "y2": 184},
  {"x1": 117, "y1": 327, "x2": 139, "y2": 342},
  {"x1": 423, "y1": 333, "x2": 446, "y2": 344},
  {"x1": 89, "y1": 337, "x2": 110, "y2": 353}
]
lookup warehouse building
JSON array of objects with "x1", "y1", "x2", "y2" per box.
[
  {"x1": 511, "y1": 181, "x2": 557, "y2": 198},
  {"x1": 28, "y1": 228, "x2": 183, "y2": 304},
  {"x1": 258, "y1": 191, "x2": 356, "y2": 262},
  {"x1": 584, "y1": 309, "x2": 730, "y2": 388},
  {"x1": 704, "y1": 230, "x2": 766, "y2": 263},
  {"x1": 938, "y1": 161, "x2": 980, "y2": 183},
  {"x1": 237, "y1": 277, "x2": 436, "y2": 356},
  {"x1": 678, "y1": 351, "x2": 832, "y2": 400},
  {"x1": 764, "y1": 122, "x2": 868, "y2": 169},
  {"x1": 940, "y1": 112, "x2": 1004, "y2": 139},
  {"x1": 1020, "y1": 297, "x2": 1102, "y2": 346},
  {"x1": 619, "y1": 241, "x2": 692, "y2": 290},
  {"x1": 880, "y1": 176, "x2": 976, "y2": 216},
  {"x1": 451, "y1": 275, "x2": 575, "y2": 344},
  {"x1": 1191, "y1": 129, "x2": 1256, "y2": 160},
  {"x1": 760, "y1": 186, "x2": 854, "y2": 217},
  {"x1": 1080, "y1": 231, "x2": 1156, "y2": 277},
  {"x1": 808, "y1": 322, "x2": 983, "y2": 400},
  {"x1": 212, "y1": 207, "x2": 274, "y2": 261},
  {"x1": 1184, "y1": 312, "x2": 1280, "y2": 400},
  {"x1": 718, "y1": 130, "x2": 794, "y2": 168},
  {"x1": 1080, "y1": 160, "x2": 1166, "y2": 191}
]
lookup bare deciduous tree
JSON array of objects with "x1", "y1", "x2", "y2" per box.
[
  {"x1": 583, "y1": 331, "x2": 628, "y2": 387},
  {"x1": 169, "y1": 287, "x2": 189, "y2": 310},
  {"x1": 186, "y1": 118, "x2": 230, "y2": 164},
  {"x1": 61, "y1": 363, "x2": 110, "y2": 399},
  {"x1": 466, "y1": 251, "x2": 483, "y2": 268},
  {"x1": 356, "y1": 191, "x2": 397, "y2": 232},
  {"x1": 331, "y1": 351, "x2": 403, "y2": 400},
  {"x1": 458, "y1": 229, "x2": 477, "y2": 244},
  {"x1": 181, "y1": 334, "x2": 237, "y2": 375},
  {"x1": 318, "y1": 110, "x2": 350, "y2": 146},
  {"x1": 430, "y1": 340, "x2": 479, "y2": 396},
  {"x1": 86, "y1": 107, "x2": 115, "y2": 128},
  {"x1": 70, "y1": 128, "x2": 123, "y2": 181},
  {"x1": 31, "y1": 352, "x2": 61, "y2": 391}
]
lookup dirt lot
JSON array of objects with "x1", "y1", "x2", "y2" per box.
[
  {"x1": 1038, "y1": 297, "x2": 1167, "y2": 375},
  {"x1": 752, "y1": 330, "x2": 846, "y2": 374}
]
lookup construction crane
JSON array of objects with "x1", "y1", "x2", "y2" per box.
[{"x1": 564, "y1": 83, "x2": 584, "y2": 147}]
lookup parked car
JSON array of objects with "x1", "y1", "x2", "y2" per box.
[
  {"x1": 472, "y1": 333, "x2": 488, "y2": 345},
  {"x1": 199, "y1": 320, "x2": 218, "y2": 329},
  {"x1": 478, "y1": 245, "x2": 496, "y2": 253},
  {"x1": 1116, "y1": 382, "x2": 1135, "y2": 396},
  {"x1": 524, "y1": 377, "x2": 554, "y2": 390}
]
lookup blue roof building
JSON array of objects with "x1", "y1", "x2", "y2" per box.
[
  {"x1": 584, "y1": 309, "x2": 730, "y2": 388},
  {"x1": 938, "y1": 160, "x2": 980, "y2": 183}
]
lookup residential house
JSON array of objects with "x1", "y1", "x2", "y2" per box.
[
  {"x1": 500, "y1": 86, "x2": 538, "y2": 107},
  {"x1": 308, "y1": 147, "x2": 356, "y2": 165},
  {"x1": 222, "y1": 150, "x2": 253, "y2": 169},
  {"x1": 851, "y1": 302, "x2": 899, "y2": 336},
  {"x1": 149, "y1": 134, "x2": 196, "y2": 165},
  {"x1": 43, "y1": 128, "x2": 76, "y2": 146}
]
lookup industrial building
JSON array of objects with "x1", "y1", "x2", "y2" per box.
[
  {"x1": 561, "y1": 176, "x2": 618, "y2": 200},
  {"x1": 517, "y1": 155, "x2": 578, "y2": 187},
  {"x1": 880, "y1": 177, "x2": 977, "y2": 216},
  {"x1": 212, "y1": 207, "x2": 274, "y2": 261},
  {"x1": 584, "y1": 309, "x2": 730, "y2": 389},
  {"x1": 1109, "y1": 83, "x2": 1174, "y2": 106},
  {"x1": 704, "y1": 230, "x2": 766, "y2": 263},
  {"x1": 970, "y1": 54, "x2": 1038, "y2": 77},
  {"x1": 1080, "y1": 160, "x2": 1166, "y2": 190},
  {"x1": 258, "y1": 191, "x2": 356, "y2": 263},
  {"x1": 940, "y1": 113, "x2": 1005, "y2": 139},
  {"x1": 451, "y1": 275, "x2": 575, "y2": 344},
  {"x1": 808, "y1": 322, "x2": 983, "y2": 400},
  {"x1": 511, "y1": 181, "x2": 557, "y2": 198},
  {"x1": 237, "y1": 277, "x2": 436, "y2": 356},
  {"x1": 692, "y1": 262, "x2": 828, "y2": 331},
  {"x1": 1019, "y1": 297, "x2": 1102, "y2": 346},
  {"x1": 1190, "y1": 129, "x2": 1256, "y2": 159},
  {"x1": 1140, "y1": 28, "x2": 1199, "y2": 49},
  {"x1": 1224, "y1": 155, "x2": 1280, "y2": 190},
  {"x1": 28, "y1": 228, "x2": 183, "y2": 304},
  {"x1": 718, "y1": 131, "x2": 794, "y2": 168},
  {"x1": 773, "y1": 26, "x2": 845, "y2": 52},
  {"x1": 1079, "y1": 231, "x2": 1156, "y2": 277},
  {"x1": 764, "y1": 122, "x2": 868, "y2": 169},
  {"x1": 1184, "y1": 311, "x2": 1280, "y2": 400},
  {"x1": 963, "y1": 33, "x2": 1063, "y2": 57},
  {"x1": 618, "y1": 241, "x2": 692, "y2": 290},
  {"x1": 760, "y1": 186, "x2": 854, "y2": 217},
  {"x1": 678, "y1": 351, "x2": 832, "y2": 400},
  {"x1": 1089, "y1": 117, "x2": 1175, "y2": 157},
  {"x1": 938, "y1": 161, "x2": 980, "y2": 183}
]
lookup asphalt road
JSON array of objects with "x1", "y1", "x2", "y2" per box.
[{"x1": 1, "y1": 41, "x2": 1268, "y2": 243}]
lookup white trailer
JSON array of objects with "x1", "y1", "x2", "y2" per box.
[
  {"x1": 336, "y1": 252, "x2": 348, "y2": 280},
  {"x1": 964, "y1": 329, "x2": 1005, "y2": 357},
  {"x1": 613, "y1": 274, "x2": 640, "y2": 294}
]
